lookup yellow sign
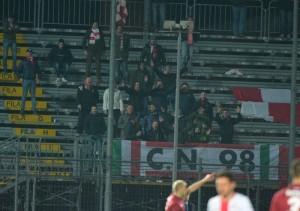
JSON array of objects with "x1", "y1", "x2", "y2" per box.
[
  {"x1": 30, "y1": 171, "x2": 71, "y2": 177},
  {"x1": 0, "y1": 86, "x2": 43, "y2": 97},
  {"x1": 8, "y1": 114, "x2": 52, "y2": 123},
  {"x1": 4, "y1": 100, "x2": 47, "y2": 110},
  {"x1": 40, "y1": 143, "x2": 61, "y2": 151},
  {"x1": 14, "y1": 128, "x2": 56, "y2": 137},
  {"x1": 0, "y1": 73, "x2": 17, "y2": 81},
  {"x1": 0, "y1": 33, "x2": 26, "y2": 43},
  {"x1": 0, "y1": 60, "x2": 21, "y2": 69},
  {"x1": 0, "y1": 47, "x2": 28, "y2": 56}
]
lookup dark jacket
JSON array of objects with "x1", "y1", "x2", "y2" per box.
[
  {"x1": 124, "y1": 86, "x2": 146, "y2": 112},
  {"x1": 230, "y1": 0, "x2": 246, "y2": 7},
  {"x1": 179, "y1": 90, "x2": 196, "y2": 115},
  {"x1": 131, "y1": 67, "x2": 154, "y2": 86},
  {"x1": 76, "y1": 84, "x2": 99, "y2": 110},
  {"x1": 277, "y1": 0, "x2": 293, "y2": 10},
  {"x1": 193, "y1": 99, "x2": 214, "y2": 122},
  {"x1": 144, "y1": 129, "x2": 166, "y2": 142},
  {"x1": 17, "y1": 58, "x2": 41, "y2": 80},
  {"x1": 47, "y1": 46, "x2": 73, "y2": 65},
  {"x1": 124, "y1": 120, "x2": 142, "y2": 140},
  {"x1": 150, "y1": 87, "x2": 168, "y2": 110},
  {"x1": 3, "y1": 20, "x2": 19, "y2": 41},
  {"x1": 118, "y1": 112, "x2": 137, "y2": 139},
  {"x1": 215, "y1": 113, "x2": 242, "y2": 143},
  {"x1": 115, "y1": 32, "x2": 130, "y2": 59},
  {"x1": 140, "y1": 43, "x2": 166, "y2": 67},
  {"x1": 82, "y1": 28, "x2": 105, "y2": 51},
  {"x1": 143, "y1": 111, "x2": 160, "y2": 134},
  {"x1": 84, "y1": 113, "x2": 106, "y2": 136}
]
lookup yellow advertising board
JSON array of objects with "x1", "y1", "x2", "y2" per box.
[
  {"x1": 0, "y1": 86, "x2": 43, "y2": 97},
  {"x1": 4, "y1": 100, "x2": 47, "y2": 110},
  {"x1": 0, "y1": 73, "x2": 18, "y2": 81},
  {"x1": 0, "y1": 60, "x2": 21, "y2": 69},
  {"x1": 0, "y1": 46, "x2": 28, "y2": 57},
  {"x1": 8, "y1": 114, "x2": 52, "y2": 123},
  {"x1": 14, "y1": 128, "x2": 56, "y2": 137},
  {"x1": 0, "y1": 33, "x2": 26, "y2": 43}
]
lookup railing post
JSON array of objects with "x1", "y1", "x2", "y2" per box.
[
  {"x1": 74, "y1": 139, "x2": 79, "y2": 176},
  {"x1": 14, "y1": 141, "x2": 20, "y2": 211},
  {"x1": 197, "y1": 158, "x2": 203, "y2": 211},
  {"x1": 143, "y1": 0, "x2": 150, "y2": 39}
]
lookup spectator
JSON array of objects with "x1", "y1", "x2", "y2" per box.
[
  {"x1": 47, "y1": 38, "x2": 73, "y2": 83},
  {"x1": 180, "y1": 16, "x2": 198, "y2": 72},
  {"x1": 178, "y1": 109, "x2": 195, "y2": 144},
  {"x1": 76, "y1": 76, "x2": 99, "y2": 137},
  {"x1": 84, "y1": 106, "x2": 106, "y2": 159},
  {"x1": 140, "y1": 36, "x2": 166, "y2": 70},
  {"x1": 151, "y1": 0, "x2": 165, "y2": 32},
  {"x1": 17, "y1": 49, "x2": 41, "y2": 115},
  {"x1": 118, "y1": 104, "x2": 136, "y2": 140},
  {"x1": 142, "y1": 103, "x2": 160, "y2": 135},
  {"x1": 124, "y1": 117, "x2": 143, "y2": 140},
  {"x1": 123, "y1": 81, "x2": 147, "y2": 117},
  {"x1": 215, "y1": 105, "x2": 242, "y2": 144},
  {"x1": 144, "y1": 120, "x2": 166, "y2": 141},
  {"x1": 153, "y1": 65, "x2": 186, "y2": 111},
  {"x1": 158, "y1": 106, "x2": 174, "y2": 140},
  {"x1": 140, "y1": 72, "x2": 153, "y2": 115},
  {"x1": 230, "y1": 0, "x2": 246, "y2": 36},
  {"x1": 82, "y1": 21, "x2": 105, "y2": 85},
  {"x1": 2, "y1": 14, "x2": 19, "y2": 73},
  {"x1": 193, "y1": 91, "x2": 214, "y2": 123},
  {"x1": 277, "y1": 0, "x2": 293, "y2": 39},
  {"x1": 179, "y1": 83, "x2": 196, "y2": 116},
  {"x1": 150, "y1": 80, "x2": 168, "y2": 110},
  {"x1": 191, "y1": 127, "x2": 211, "y2": 143},
  {"x1": 103, "y1": 80, "x2": 124, "y2": 138},
  {"x1": 131, "y1": 62, "x2": 154, "y2": 85},
  {"x1": 114, "y1": 25, "x2": 130, "y2": 85}
]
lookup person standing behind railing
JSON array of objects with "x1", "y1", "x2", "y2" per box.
[
  {"x1": 151, "y1": 0, "x2": 166, "y2": 32},
  {"x1": 277, "y1": 0, "x2": 293, "y2": 39},
  {"x1": 230, "y1": 0, "x2": 247, "y2": 36},
  {"x1": 2, "y1": 14, "x2": 19, "y2": 74}
]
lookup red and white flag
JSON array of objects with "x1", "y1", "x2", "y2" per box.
[
  {"x1": 116, "y1": 0, "x2": 128, "y2": 26},
  {"x1": 232, "y1": 88, "x2": 300, "y2": 125}
]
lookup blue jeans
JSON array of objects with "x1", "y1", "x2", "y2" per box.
[
  {"x1": 3, "y1": 39, "x2": 17, "y2": 72},
  {"x1": 152, "y1": 2, "x2": 165, "y2": 29},
  {"x1": 232, "y1": 6, "x2": 246, "y2": 34},
  {"x1": 180, "y1": 41, "x2": 194, "y2": 70},
  {"x1": 53, "y1": 63, "x2": 69, "y2": 77},
  {"x1": 21, "y1": 79, "x2": 36, "y2": 111},
  {"x1": 115, "y1": 59, "x2": 129, "y2": 84},
  {"x1": 280, "y1": 10, "x2": 293, "y2": 35},
  {"x1": 86, "y1": 135, "x2": 102, "y2": 159}
]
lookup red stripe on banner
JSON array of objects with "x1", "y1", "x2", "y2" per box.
[
  {"x1": 278, "y1": 146, "x2": 288, "y2": 188},
  {"x1": 232, "y1": 88, "x2": 263, "y2": 102},
  {"x1": 268, "y1": 103, "x2": 300, "y2": 126},
  {"x1": 145, "y1": 141, "x2": 254, "y2": 149},
  {"x1": 131, "y1": 141, "x2": 141, "y2": 176}
]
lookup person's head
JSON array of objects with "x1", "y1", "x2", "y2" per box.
[
  {"x1": 127, "y1": 104, "x2": 134, "y2": 114},
  {"x1": 223, "y1": 109, "x2": 230, "y2": 118},
  {"x1": 25, "y1": 49, "x2": 33, "y2": 59},
  {"x1": 116, "y1": 25, "x2": 123, "y2": 33},
  {"x1": 133, "y1": 81, "x2": 140, "y2": 91},
  {"x1": 149, "y1": 103, "x2": 157, "y2": 113},
  {"x1": 181, "y1": 83, "x2": 190, "y2": 93},
  {"x1": 215, "y1": 171, "x2": 236, "y2": 199},
  {"x1": 195, "y1": 127, "x2": 201, "y2": 133},
  {"x1": 187, "y1": 15, "x2": 194, "y2": 21},
  {"x1": 149, "y1": 36, "x2": 156, "y2": 45},
  {"x1": 58, "y1": 39, "x2": 65, "y2": 49},
  {"x1": 151, "y1": 120, "x2": 159, "y2": 131},
  {"x1": 172, "y1": 180, "x2": 188, "y2": 199},
  {"x1": 84, "y1": 76, "x2": 92, "y2": 86},
  {"x1": 197, "y1": 106, "x2": 206, "y2": 114},
  {"x1": 290, "y1": 158, "x2": 300, "y2": 182},
  {"x1": 92, "y1": 21, "x2": 99, "y2": 29},
  {"x1": 114, "y1": 79, "x2": 121, "y2": 88},
  {"x1": 164, "y1": 65, "x2": 172, "y2": 75},
  {"x1": 90, "y1": 106, "x2": 97, "y2": 114},
  {"x1": 200, "y1": 92, "x2": 207, "y2": 101},
  {"x1": 139, "y1": 62, "x2": 146, "y2": 71},
  {"x1": 156, "y1": 80, "x2": 163, "y2": 88},
  {"x1": 8, "y1": 14, "x2": 15, "y2": 23}
]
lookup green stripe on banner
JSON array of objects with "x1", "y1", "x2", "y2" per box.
[
  {"x1": 112, "y1": 140, "x2": 122, "y2": 176},
  {"x1": 260, "y1": 145, "x2": 270, "y2": 181}
]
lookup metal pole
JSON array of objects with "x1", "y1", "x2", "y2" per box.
[
  {"x1": 172, "y1": 29, "x2": 182, "y2": 182},
  {"x1": 14, "y1": 142, "x2": 20, "y2": 211},
  {"x1": 32, "y1": 178, "x2": 36, "y2": 211},
  {"x1": 288, "y1": 0, "x2": 298, "y2": 183},
  {"x1": 104, "y1": 0, "x2": 116, "y2": 210},
  {"x1": 143, "y1": 0, "x2": 150, "y2": 39},
  {"x1": 197, "y1": 158, "x2": 203, "y2": 211}
]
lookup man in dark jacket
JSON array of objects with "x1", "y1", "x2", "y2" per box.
[
  {"x1": 2, "y1": 14, "x2": 19, "y2": 73},
  {"x1": 82, "y1": 21, "x2": 105, "y2": 84},
  {"x1": 193, "y1": 91, "x2": 213, "y2": 123},
  {"x1": 144, "y1": 120, "x2": 166, "y2": 141},
  {"x1": 179, "y1": 83, "x2": 196, "y2": 116},
  {"x1": 47, "y1": 39, "x2": 73, "y2": 83},
  {"x1": 124, "y1": 81, "x2": 147, "y2": 117},
  {"x1": 230, "y1": 0, "x2": 247, "y2": 36},
  {"x1": 215, "y1": 105, "x2": 242, "y2": 144},
  {"x1": 150, "y1": 80, "x2": 168, "y2": 110},
  {"x1": 124, "y1": 117, "x2": 143, "y2": 140},
  {"x1": 114, "y1": 25, "x2": 130, "y2": 85},
  {"x1": 76, "y1": 76, "x2": 99, "y2": 137},
  {"x1": 17, "y1": 49, "x2": 41, "y2": 115},
  {"x1": 84, "y1": 106, "x2": 106, "y2": 159},
  {"x1": 142, "y1": 103, "x2": 160, "y2": 135},
  {"x1": 277, "y1": 0, "x2": 293, "y2": 39}
]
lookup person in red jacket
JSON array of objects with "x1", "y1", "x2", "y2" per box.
[
  {"x1": 165, "y1": 174, "x2": 215, "y2": 211},
  {"x1": 270, "y1": 158, "x2": 300, "y2": 211}
]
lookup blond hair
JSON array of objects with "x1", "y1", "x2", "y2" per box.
[{"x1": 172, "y1": 180, "x2": 187, "y2": 193}]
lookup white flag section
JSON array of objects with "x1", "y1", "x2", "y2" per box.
[
  {"x1": 241, "y1": 102, "x2": 273, "y2": 122},
  {"x1": 260, "y1": 88, "x2": 291, "y2": 103},
  {"x1": 117, "y1": 140, "x2": 280, "y2": 180}
]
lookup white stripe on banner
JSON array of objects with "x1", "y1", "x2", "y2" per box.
[
  {"x1": 260, "y1": 88, "x2": 291, "y2": 103},
  {"x1": 269, "y1": 145, "x2": 279, "y2": 180},
  {"x1": 241, "y1": 102, "x2": 273, "y2": 122},
  {"x1": 121, "y1": 140, "x2": 132, "y2": 175}
]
